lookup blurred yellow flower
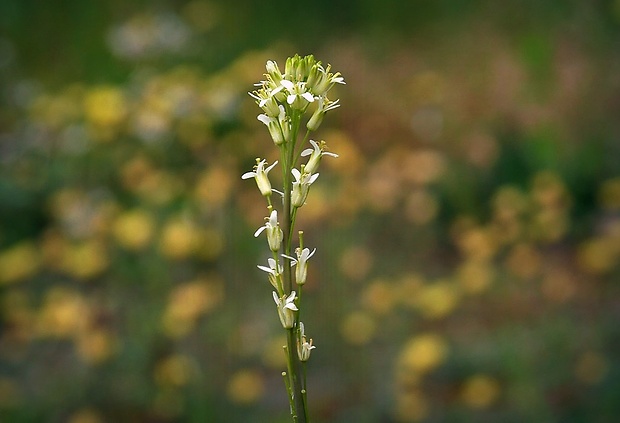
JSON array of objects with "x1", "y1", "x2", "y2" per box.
[
  {"x1": 493, "y1": 185, "x2": 529, "y2": 223},
  {"x1": 154, "y1": 354, "x2": 194, "y2": 387},
  {"x1": 162, "y1": 276, "x2": 224, "y2": 338},
  {"x1": 362, "y1": 279, "x2": 395, "y2": 316},
  {"x1": 76, "y1": 329, "x2": 117, "y2": 364},
  {"x1": 457, "y1": 260, "x2": 495, "y2": 294},
  {"x1": 340, "y1": 311, "x2": 377, "y2": 345},
  {"x1": 194, "y1": 165, "x2": 235, "y2": 207},
  {"x1": 460, "y1": 374, "x2": 500, "y2": 409},
  {"x1": 112, "y1": 209, "x2": 155, "y2": 250},
  {"x1": 61, "y1": 240, "x2": 108, "y2": 280},
  {"x1": 37, "y1": 288, "x2": 89, "y2": 338},
  {"x1": 578, "y1": 237, "x2": 618, "y2": 275},
  {"x1": 84, "y1": 86, "x2": 127, "y2": 130},
  {"x1": 402, "y1": 149, "x2": 446, "y2": 186},
  {"x1": 159, "y1": 218, "x2": 199, "y2": 259},
  {"x1": 0, "y1": 241, "x2": 40, "y2": 285},
  {"x1": 227, "y1": 369, "x2": 264, "y2": 405},
  {"x1": 456, "y1": 226, "x2": 497, "y2": 262},
  {"x1": 415, "y1": 281, "x2": 459, "y2": 319},
  {"x1": 397, "y1": 333, "x2": 448, "y2": 375},
  {"x1": 321, "y1": 129, "x2": 365, "y2": 175}
]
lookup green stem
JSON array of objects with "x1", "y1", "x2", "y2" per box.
[{"x1": 283, "y1": 110, "x2": 309, "y2": 423}]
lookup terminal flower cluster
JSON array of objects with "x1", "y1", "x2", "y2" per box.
[{"x1": 241, "y1": 54, "x2": 344, "y2": 423}]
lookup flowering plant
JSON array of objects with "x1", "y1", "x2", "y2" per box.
[{"x1": 242, "y1": 54, "x2": 344, "y2": 422}]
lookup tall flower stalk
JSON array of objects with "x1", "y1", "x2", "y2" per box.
[{"x1": 243, "y1": 54, "x2": 344, "y2": 422}]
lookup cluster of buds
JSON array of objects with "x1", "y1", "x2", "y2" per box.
[
  {"x1": 250, "y1": 54, "x2": 345, "y2": 142},
  {"x1": 243, "y1": 55, "x2": 344, "y2": 388}
]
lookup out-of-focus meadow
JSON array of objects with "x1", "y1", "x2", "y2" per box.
[{"x1": 1, "y1": 1, "x2": 620, "y2": 422}]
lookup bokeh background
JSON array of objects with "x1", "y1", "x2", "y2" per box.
[{"x1": 1, "y1": 1, "x2": 620, "y2": 422}]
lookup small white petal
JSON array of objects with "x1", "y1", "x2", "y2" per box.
[
  {"x1": 265, "y1": 160, "x2": 279, "y2": 173},
  {"x1": 300, "y1": 148, "x2": 313, "y2": 157},
  {"x1": 309, "y1": 173, "x2": 320, "y2": 184},
  {"x1": 280, "y1": 80, "x2": 294, "y2": 90},
  {"x1": 302, "y1": 92, "x2": 315, "y2": 102},
  {"x1": 257, "y1": 114, "x2": 271, "y2": 125},
  {"x1": 287, "y1": 94, "x2": 296, "y2": 105},
  {"x1": 272, "y1": 291, "x2": 280, "y2": 304},
  {"x1": 285, "y1": 303, "x2": 298, "y2": 311},
  {"x1": 254, "y1": 226, "x2": 267, "y2": 237},
  {"x1": 281, "y1": 254, "x2": 298, "y2": 264},
  {"x1": 291, "y1": 168, "x2": 301, "y2": 180},
  {"x1": 241, "y1": 172, "x2": 256, "y2": 179},
  {"x1": 324, "y1": 151, "x2": 339, "y2": 158},
  {"x1": 257, "y1": 265, "x2": 274, "y2": 273}
]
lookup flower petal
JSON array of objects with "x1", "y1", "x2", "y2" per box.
[
  {"x1": 302, "y1": 92, "x2": 315, "y2": 102},
  {"x1": 308, "y1": 173, "x2": 320, "y2": 184},
  {"x1": 257, "y1": 114, "x2": 271, "y2": 125},
  {"x1": 257, "y1": 265, "x2": 274, "y2": 274},
  {"x1": 280, "y1": 80, "x2": 294, "y2": 90},
  {"x1": 254, "y1": 226, "x2": 267, "y2": 237},
  {"x1": 284, "y1": 303, "x2": 298, "y2": 311}
]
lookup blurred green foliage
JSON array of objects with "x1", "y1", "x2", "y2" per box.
[{"x1": 1, "y1": 1, "x2": 620, "y2": 422}]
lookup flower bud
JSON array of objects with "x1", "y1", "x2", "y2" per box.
[{"x1": 306, "y1": 106, "x2": 325, "y2": 131}]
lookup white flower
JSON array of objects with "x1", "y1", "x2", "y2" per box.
[
  {"x1": 273, "y1": 291, "x2": 298, "y2": 329},
  {"x1": 254, "y1": 209, "x2": 283, "y2": 252},
  {"x1": 257, "y1": 105, "x2": 288, "y2": 145},
  {"x1": 283, "y1": 247, "x2": 316, "y2": 285},
  {"x1": 291, "y1": 168, "x2": 319, "y2": 208},
  {"x1": 280, "y1": 80, "x2": 315, "y2": 110},
  {"x1": 307, "y1": 63, "x2": 345, "y2": 96},
  {"x1": 300, "y1": 140, "x2": 339, "y2": 174},
  {"x1": 306, "y1": 96, "x2": 341, "y2": 131},
  {"x1": 257, "y1": 257, "x2": 283, "y2": 290},
  {"x1": 297, "y1": 321, "x2": 316, "y2": 362},
  {"x1": 265, "y1": 60, "x2": 283, "y2": 86},
  {"x1": 241, "y1": 158, "x2": 278, "y2": 197},
  {"x1": 248, "y1": 89, "x2": 281, "y2": 117}
]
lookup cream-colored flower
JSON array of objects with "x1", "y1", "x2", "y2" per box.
[
  {"x1": 291, "y1": 168, "x2": 319, "y2": 208},
  {"x1": 254, "y1": 209, "x2": 283, "y2": 252},
  {"x1": 242, "y1": 158, "x2": 278, "y2": 197},
  {"x1": 301, "y1": 140, "x2": 338, "y2": 174},
  {"x1": 273, "y1": 291, "x2": 298, "y2": 329},
  {"x1": 297, "y1": 321, "x2": 316, "y2": 362}
]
